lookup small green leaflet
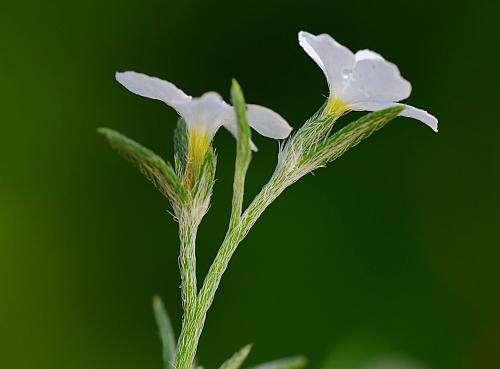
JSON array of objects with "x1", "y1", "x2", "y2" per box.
[
  {"x1": 153, "y1": 296, "x2": 177, "y2": 369},
  {"x1": 218, "y1": 344, "x2": 253, "y2": 369},
  {"x1": 247, "y1": 356, "x2": 307, "y2": 369}
]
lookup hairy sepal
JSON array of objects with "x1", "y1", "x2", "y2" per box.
[
  {"x1": 190, "y1": 146, "x2": 217, "y2": 222},
  {"x1": 174, "y1": 118, "x2": 189, "y2": 176},
  {"x1": 299, "y1": 106, "x2": 404, "y2": 171}
]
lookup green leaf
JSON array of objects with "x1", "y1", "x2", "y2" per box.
[
  {"x1": 299, "y1": 106, "x2": 405, "y2": 169},
  {"x1": 247, "y1": 356, "x2": 307, "y2": 369},
  {"x1": 218, "y1": 344, "x2": 253, "y2": 369},
  {"x1": 174, "y1": 118, "x2": 189, "y2": 175},
  {"x1": 98, "y1": 128, "x2": 186, "y2": 205},
  {"x1": 228, "y1": 79, "x2": 252, "y2": 228},
  {"x1": 153, "y1": 296, "x2": 177, "y2": 369}
]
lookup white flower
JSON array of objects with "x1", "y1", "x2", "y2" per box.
[
  {"x1": 115, "y1": 71, "x2": 292, "y2": 150},
  {"x1": 298, "y1": 31, "x2": 438, "y2": 132}
]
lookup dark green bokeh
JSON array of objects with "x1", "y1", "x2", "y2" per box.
[{"x1": 1, "y1": 1, "x2": 499, "y2": 369}]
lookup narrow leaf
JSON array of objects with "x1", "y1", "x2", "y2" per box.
[
  {"x1": 231, "y1": 79, "x2": 252, "y2": 163},
  {"x1": 229, "y1": 79, "x2": 252, "y2": 228},
  {"x1": 98, "y1": 128, "x2": 186, "y2": 205},
  {"x1": 247, "y1": 356, "x2": 307, "y2": 369},
  {"x1": 218, "y1": 344, "x2": 253, "y2": 369},
  {"x1": 299, "y1": 106, "x2": 405, "y2": 169},
  {"x1": 153, "y1": 296, "x2": 177, "y2": 369}
]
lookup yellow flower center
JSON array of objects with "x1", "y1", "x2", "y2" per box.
[
  {"x1": 184, "y1": 128, "x2": 211, "y2": 189},
  {"x1": 324, "y1": 95, "x2": 349, "y2": 117}
]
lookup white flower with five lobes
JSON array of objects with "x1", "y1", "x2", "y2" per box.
[
  {"x1": 115, "y1": 71, "x2": 292, "y2": 151},
  {"x1": 298, "y1": 31, "x2": 438, "y2": 132}
]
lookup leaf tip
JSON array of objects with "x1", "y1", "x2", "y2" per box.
[
  {"x1": 243, "y1": 342, "x2": 254, "y2": 353},
  {"x1": 97, "y1": 127, "x2": 111, "y2": 136},
  {"x1": 295, "y1": 356, "x2": 308, "y2": 368},
  {"x1": 230, "y1": 79, "x2": 245, "y2": 106},
  {"x1": 231, "y1": 78, "x2": 241, "y2": 91},
  {"x1": 152, "y1": 294, "x2": 162, "y2": 307}
]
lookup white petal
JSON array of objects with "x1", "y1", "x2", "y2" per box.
[
  {"x1": 355, "y1": 49, "x2": 384, "y2": 61},
  {"x1": 219, "y1": 103, "x2": 292, "y2": 151},
  {"x1": 171, "y1": 92, "x2": 227, "y2": 135},
  {"x1": 218, "y1": 104, "x2": 292, "y2": 149},
  {"x1": 246, "y1": 104, "x2": 292, "y2": 139},
  {"x1": 298, "y1": 31, "x2": 355, "y2": 93},
  {"x1": 339, "y1": 57, "x2": 412, "y2": 104},
  {"x1": 399, "y1": 105, "x2": 438, "y2": 132},
  {"x1": 349, "y1": 101, "x2": 438, "y2": 132},
  {"x1": 116, "y1": 71, "x2": 190, "y2": 103},
  {"x1": 298, "y1": 31, "x2": 327, "y2": 74},
  {"x1": 221, "y1": 114, "x2": 258, "y2": 151}
]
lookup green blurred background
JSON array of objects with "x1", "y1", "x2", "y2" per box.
[{"x1": 1, "y1": 0, "x2": 499, "y2": 368}]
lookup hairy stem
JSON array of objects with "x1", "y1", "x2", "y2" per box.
[
  {"x1": 176, "y1": 213, "x2": 199, "y2": 368},
  {"x1": 174, "y1": 104, "x2": 342, "y2": 369},
  {"x1": 175, "y1": 171, "x2": 288, "y2": 369}
]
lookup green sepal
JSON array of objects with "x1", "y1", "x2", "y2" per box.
[
  {"x1": 247, "y1": 356, "x2": 308, "y2": 369},
  {"x1": 174, "y1": 118, "x2": 189, "y2": 175},
  {"x1": 192, "y1": 146, "x2": 217, "y2": 206},
  {"x1": 98, "y1": 127, "x2": 187, "y2": 205},
  {"x1": 218, "y1": 344, "x2": 253, "y2": 369},
  {"x1": 299, "y1": 106, "x2": 405, "y2": 169},
  {"x1": 290, "y1": 100, "x2": 332, "y2": 153},
  {"x1": 153, "y1": 296, "x2": 177, "y2": 369}
]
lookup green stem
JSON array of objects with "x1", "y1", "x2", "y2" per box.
[
  {"x1": 175, "y1": 80, "x2": 256, "y2": 369},
  {"x1": 175, "y1": 172, "x2": 287, "y2": 369},
  {"x1": 176, "y1": 214, "x2": 199, "y2": 367},
  {"x1": 174, "y1": 100, "x2": 340, "y2": 369}
]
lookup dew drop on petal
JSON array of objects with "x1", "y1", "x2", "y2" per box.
[{"x1": 342, "y1": 69, "x2": 352, "y2": 80}]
